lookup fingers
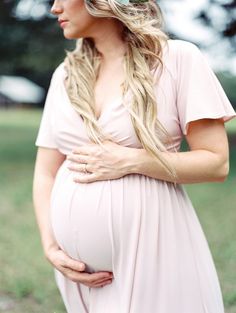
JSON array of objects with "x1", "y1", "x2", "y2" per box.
[
  {"x1": 87, "y1": 271, "x2": 113, "y2": 282},
  {"x1": 47, "y1": 247, "x2": 114, "y2": 288},
  {"x1": 70, "y1": 141, "x2": 117, "y2": 160},
  {"x1": 51, "y1": 249, "x2": 86, "y2": 273},
  {"x1": 70, "y1": 143, "x2": 105, "y2": 160},
  {"x1": 67, "y1": 154, "x2": 89, "y2": 164},
  {"x1": 67, "y1": 162, "x2": 90, "y2": 173},
  {"x1": 73, "y1": 173, "x2": 100, "y2": 183},
  {"x1": 67, "y1": 160, "x2": 101, "y2": 183},
  {"x1": 72, "y1": 143, "x2": 98, "y2": 155},
  {"x1": 67, "y1": 154, "x2": 93, "y2": 175},
  {"x1": 64, "y1": 269, "x2": 113, "y2": 287},
  {"x1": 64, "y1": 257, "x2": 86, "y2": 272},
  {"x1": 58, "y1": 255, "x2": 114, "y2": 287},
  {"x1": 80, "y1": 272, "x2": 113, "y2": 288},
  {"x1": 67, "y1": 144, "x2": 105, "y2": 174},
  {"x1": 92, "y1": 278, "x2": 113, "y2": 288},
  {"x1": 67, "y1": 142, "x2": 124, "y2": 183}
]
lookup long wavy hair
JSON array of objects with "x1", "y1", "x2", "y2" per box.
[{"x1": 64, "y1": 0, "x2": 177, "y2": 179}]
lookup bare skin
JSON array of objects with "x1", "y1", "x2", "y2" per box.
[
  {"x1": 67, "y1": 119, "x2": 229, "y2": 184},
  {"x1": 33, "y1": 0, "x2": 230, "y2": 290},
  {"x1": 51, "y1": 0, "x2": 128, "y2": 118},
  {"x1": 33, "y1": 0, "x2": 128, "y2": 289},
  {"x1": 33, "y1": 148, "x2": 114, "y2": 288}
]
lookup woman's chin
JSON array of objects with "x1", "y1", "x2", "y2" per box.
[{"x1": 62, "y1": 29, "x2": 82, "y2": 40}]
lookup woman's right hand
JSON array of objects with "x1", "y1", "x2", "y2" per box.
[{"x1": 45, "y1": 246, "x2": 113, "y2": 288}]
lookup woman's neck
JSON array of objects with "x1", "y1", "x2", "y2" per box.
[{"x1": 91, "y1": 20, "x2": 127, "y2": 64}]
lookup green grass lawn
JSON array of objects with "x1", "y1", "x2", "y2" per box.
[
  {"x1": 0, "y1": 109, "x2": 235, "y2": 313},
  {"x1": 225, "y1": 117, "x2": 236, "y2": 135},
  {"x1": 0, "y1": 109, "x2": 65, "y2": 313}
]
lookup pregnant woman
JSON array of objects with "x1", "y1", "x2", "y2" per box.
[{"x1": 33, "y1": 0, "x2": 236, "y2": 312}]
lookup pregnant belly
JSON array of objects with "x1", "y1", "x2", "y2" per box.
[
  {"x1": 50, "y1": 161, "x2": 114, "y2": 273},
  {"x1": 50, "y1": 160, "x2": 177, "y2": 274}
]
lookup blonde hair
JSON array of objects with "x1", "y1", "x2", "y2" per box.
[{"x1": 64, "y1": 0, "x2": 176, "y2": 179}]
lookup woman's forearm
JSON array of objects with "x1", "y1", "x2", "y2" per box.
[
  {"x1": 33, "y1": 173, "x2": 59, "y2": 255},
  {"x1": 129, "y1": 148, "x2": 229, "y2": 184},
  {"x1": 67, "y1": 121, "x2": 229, "y2": 185},
  {"x1": 33, "y1": 148, "x2": 65, "y2": 254}
]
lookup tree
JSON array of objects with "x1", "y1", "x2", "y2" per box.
[
  {"x1": 197, "y1": 0, "x2": 236, "y2": 51},
  {"x1": 0, "y1": 0, "x2": 72, "y2": 93},
  {"x1": 1, "y1": 0, "x2": 235, "y2": 106}
]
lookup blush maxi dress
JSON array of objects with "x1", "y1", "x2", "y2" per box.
[{"x1": 35, "y1": 40, "x2": 236, "y2": 313}]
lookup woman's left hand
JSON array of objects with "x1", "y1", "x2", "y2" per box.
[{"x1": 67, "y1": 141, "x2": 138, "y2": 183}]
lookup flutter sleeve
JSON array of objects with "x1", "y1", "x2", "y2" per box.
[
  {"x1": 35, "y1": 66, "x2": 62, "y2": 149},
  {"x1": 176, "y1": 41, "x2": 236, "y2": 135}
]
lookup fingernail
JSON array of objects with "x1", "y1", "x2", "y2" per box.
[{"x1": 80, "y1": 264, "x2": 85, "y2": 270}]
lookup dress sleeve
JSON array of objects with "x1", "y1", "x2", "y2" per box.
[
  {"x1": 35, "y1": 67, "x2": 61, "y2": 149},
  {"x1": 176, "y1": 41, "x2": 236, "y2": 135}
]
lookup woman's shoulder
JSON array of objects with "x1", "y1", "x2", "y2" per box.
[
  {"x1": 163, "y1": 39, "x2": 203, "y2": 65},
  {"x1": 167, "y1": 39, "x2": 199, "y2": 50},
  {"x1": 159, "y1": 39, "x2": 206, "y2": 81},
  {"x1": 47, "y1": 62, "x2": 67, "y2": 91},
  {"x1": 51, "y1": 62, "x2": 67, "y2": 81}
]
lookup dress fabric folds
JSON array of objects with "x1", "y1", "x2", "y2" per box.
[{"x1": 35, "y1": 39, "x2": 236, "y2": 313}]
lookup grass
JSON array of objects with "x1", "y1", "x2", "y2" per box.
[
  {"x1": 0, "y1": 109, "x2": 65, "y2": 313},
  {"x1": 225, "y1": 117, "x2": 236, "y2": 135},
  {"x1": 0, "y1": 108, "x2": 235, "y2": 313}
]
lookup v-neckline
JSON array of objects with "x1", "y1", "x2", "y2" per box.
[
  {"x1": 95, "y1": 88, "x2": 132, "y2": 122},
  {"x1": 62, "y1": 77, "x2": 131, "y2": 123},
  {"x1": 94, "y1": 95, "x2": 124, "y2": 121}
]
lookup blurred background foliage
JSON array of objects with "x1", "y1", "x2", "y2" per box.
[
  {"x1": 0, "y1": 0, "x2": 236, "y2": 106},
  {"x1": 0, "y1": 0, "x2": 72, "y2": 93}
]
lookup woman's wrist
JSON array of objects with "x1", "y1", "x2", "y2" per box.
[
  {"x1": 125, "y1": 147, "x2": 170, "y2": 181},
  {"x1": 125, "y1": 148, "x2": 147, "y2": 175},
  {"x1": 44, "y1": 245, "x2": 60, "y2": 262},
  {"x1": 42, "y1": 238, "x2": 60, "y2": 257}
]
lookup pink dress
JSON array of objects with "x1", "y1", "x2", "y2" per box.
[{"x1": 35, "y1": 40, "x2": 236, "y2": 313}]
